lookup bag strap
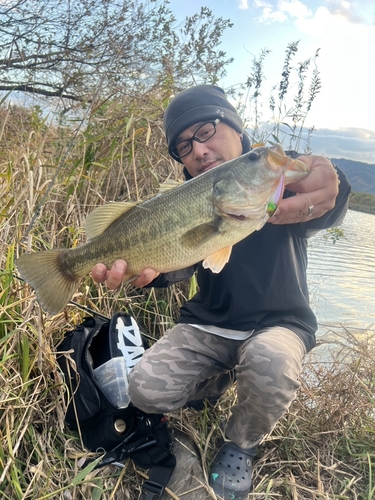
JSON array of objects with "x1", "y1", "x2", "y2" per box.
[
  {"x1": 140, "y1": 462, "x2": 176, "y2": 500},
  {"x1": 136, "y1": 417, "x2": 176, "y2": 499},
  {"x1": 95, "y1": 434, "x2": 176, "y2": 500},
  {"x1": 94, "y1": 414, "x2": 176, "y2": 499}
]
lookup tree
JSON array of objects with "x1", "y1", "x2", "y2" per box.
[{"x1": 0, "y1": 0, "x2": 233, "y2": 107}]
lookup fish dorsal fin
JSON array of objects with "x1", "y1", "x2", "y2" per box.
[
  {"x1": 158, "y1": 179, "x2": 184, "y2": 193},
  {"x1": 202, "y1": 246, "x2": 232, "y2": 273},
  {"x1": 85, "y1": 201, "x2": 137, "y2": 239}
]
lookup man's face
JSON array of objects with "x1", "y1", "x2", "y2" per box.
[{"x1": 178, "y1": 121, "x2": 243, "y2": 178}]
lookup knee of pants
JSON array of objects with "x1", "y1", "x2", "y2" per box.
[
  {"x1": 127, "y1": 365, "x2": 179, "y2": 414},
  {"x1": 237, "y1": 362, "x2": 301, "y2": 410},
  {"x1": 237, "y1": 334, "x2": 305, "y2": 407}
]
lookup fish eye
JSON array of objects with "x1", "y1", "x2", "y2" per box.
[{"x1": 248, "y1": 151, "x2": 261, "y2": 162}]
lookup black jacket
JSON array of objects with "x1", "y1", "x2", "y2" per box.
[{"x1": 150, "y1": 166, "x2": 351, "y2": 352}]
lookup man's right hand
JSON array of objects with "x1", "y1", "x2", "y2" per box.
[{"x1": 91, "y1": 260, "x2": 159, "y2": 289}]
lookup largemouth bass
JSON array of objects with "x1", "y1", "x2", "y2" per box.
[{"x1": 16, "y1": 145, "x2": 310, "y2": 315}]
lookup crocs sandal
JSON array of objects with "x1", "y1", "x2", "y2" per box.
[{"x1": 209, "y1": 442, "x2": 255, "y2": 500}]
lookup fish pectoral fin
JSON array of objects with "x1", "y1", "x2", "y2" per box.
[
  {"x1": 180, "y1": 221, "x2": 222, "y2": 248},
  {"x1": 85, "y1": 201, "x2": 138, "y2": 239},
  {"x1": 202, "y1": 246, "x2": 232, "y2": 273}
]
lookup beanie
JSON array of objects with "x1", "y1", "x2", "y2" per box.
[{"x1": 163, "y1": 85, "x2": 251, "y2": 163}]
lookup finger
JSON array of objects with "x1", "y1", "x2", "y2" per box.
[
  {"x1": 105, "y1": 260, "x2": 128, "y2": 290},
  {"x1": 132, "y1": 268, "x2": 159, "y2": 288},
  {"x1": 270, "y1": 194, "x2": 316, "y2": 224},
  {"x1": 270, "y1": 156, "x2": 340, "y2": 225},
  {"x1": 286, "y1": 155, "x2": 338, "y2": 194},
  {"x1": 91, "y1": 263, "x2": 109, "y2": 284}
]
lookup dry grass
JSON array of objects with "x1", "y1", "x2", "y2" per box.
[{"x1": 1, "y1": 98, "x2": 375, "y2": 500}]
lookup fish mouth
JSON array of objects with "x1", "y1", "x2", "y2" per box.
[
  {"x1": 268, "y1": 145, "x2": 310, "y2": 176},
  {"x1": 227, "y1": 213, "x2": 248, "y2": 222},
  {"x1": 221, "y1": 173, "x2": 286, "y2": 221},
  {"x1": 222, "y1": 203, "x2": 269, "y2": 221},
  {"x1": 267, "y1": 144, "x2": 304, "y2": 168},
  {"x1": 267, "y1": 147, "x2": 293, "y2": 172}
]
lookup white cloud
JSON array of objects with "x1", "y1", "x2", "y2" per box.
[
  {"x1": 248, "y1": 123, "x2": 375, "y2": 162},
  {"x1": 252, "y1": 0, "x2": 272, "y2": 7},
  {"x1": 255, "y1": 7, "x2": 288, "y2": 23},
  {"x1": 310, "y1": 127, "x2": 375, "y2": 163},
  {"x1": 254, "y1": 0, "x2": 312, "y2": 23},
  {"x1": 295, "y1": 4, "x2": 374, "y2": 35},
  {"x1": 233, "y1": 0, "x2": 375, "y2": 134},
  {"x1": 238, "y1": 0, "x2": 249, "y2": 10},
  {"x1": 259, "y1": 4, "x2": 375, "y2": 132},
  {"x1": 253, "y1": 0, "x2": 374, "y2": 26},
  {"x1": 326, "y1": 0, "x2": 375, "y2": 25},
  {"x1": 278, "y1": 0, "x2": 312, "y2": 19}
]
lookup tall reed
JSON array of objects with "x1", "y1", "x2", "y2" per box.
[{"x1": 237, "y1": 41, "x2": 322, "y2": 153}]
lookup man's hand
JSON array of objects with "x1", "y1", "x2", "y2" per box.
[
  {"x1": 91, "y1": 260, "x2": 159, "y2": 289},
  {"x1": 270, "y1": 155, "x2": 340, "y2": 225}
]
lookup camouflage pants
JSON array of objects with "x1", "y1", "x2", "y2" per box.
[{"x1": 128, "y1": 324, "x2": 306, "y2": 449}]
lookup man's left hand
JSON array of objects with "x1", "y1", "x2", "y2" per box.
[{"x1": 269, "y1": 155, "x2": 340, "y2": 225}]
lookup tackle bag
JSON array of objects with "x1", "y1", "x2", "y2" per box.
[{"x1": 56, "y1": 312, "x2": 176, "y2": 500}]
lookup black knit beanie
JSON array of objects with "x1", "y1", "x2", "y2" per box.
[{"x1": 163, "y1": 85, "x2": 251, "y2": 164}]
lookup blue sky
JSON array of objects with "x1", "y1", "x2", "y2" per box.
[{"x1": 168, "y1": 0, "x2": 375, "y2": 163}]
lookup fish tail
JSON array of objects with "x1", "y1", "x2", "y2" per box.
[{"x1": 16, "y1": 250, "x2": 82, "y2": 315}]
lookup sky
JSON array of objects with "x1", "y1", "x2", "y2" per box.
[{"x1": 168, "y1": 0, "x2": 375, "y2": 163}]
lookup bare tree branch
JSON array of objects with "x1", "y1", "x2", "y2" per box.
[{"x1": 0, "y1": 0, "x2": 233, "y2": 103}]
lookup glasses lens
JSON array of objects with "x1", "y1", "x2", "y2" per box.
[
  {"x1": 194, "y1": 122, "x2": 216, "y2": 143},
  {"x1": 174, "y1": 140, "x2": 191, "y2": 159},
  {"x1": 172, "y1": 120, "x2": 218, "y2": 160}
]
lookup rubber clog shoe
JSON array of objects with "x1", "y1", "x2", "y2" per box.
[{"x1": 209, "y1": 442, "x2": 255, "y2": 500}]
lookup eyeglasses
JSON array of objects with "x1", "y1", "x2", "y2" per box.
[{"x1": 171, "y1": 119, "x2": 220, "y2": 160}]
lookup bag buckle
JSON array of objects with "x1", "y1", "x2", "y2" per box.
[{"x1": 141, "y1": 480, "x2": 164, "y2": 499}]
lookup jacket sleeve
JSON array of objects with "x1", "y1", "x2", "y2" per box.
[{"x1": 145, "y1": 266, "x2": 197, "y2": 288}]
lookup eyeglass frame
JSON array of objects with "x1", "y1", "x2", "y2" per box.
[{"x1": 171, "y1": 118, "x2": 220, "y2": 161}]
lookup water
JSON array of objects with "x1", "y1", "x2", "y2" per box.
[{"x1": 307, "y1": 209, "x2": 375, "y2": 350}]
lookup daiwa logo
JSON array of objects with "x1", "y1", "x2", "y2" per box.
[{"x1": 116, "y1": 316, "x2": 144, "y2": 372}]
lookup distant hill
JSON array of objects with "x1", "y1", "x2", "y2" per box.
[{"x1": 331, "y1": 158, "x2": 375, "y2": 195}]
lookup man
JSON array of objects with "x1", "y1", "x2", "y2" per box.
[{"x1": 92, "y1": 85, "x2": 351, "y2": 499}]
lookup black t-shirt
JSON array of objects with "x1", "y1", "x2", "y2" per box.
[{"x1": 150, "y1": 168, "x2": 351, "y2": 353}]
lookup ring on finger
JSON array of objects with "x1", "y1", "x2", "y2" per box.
[{"x1": 307, "y1": 205, "x2": 314, "y2": 217}]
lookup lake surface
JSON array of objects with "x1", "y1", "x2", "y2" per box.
[{"x1": 307, "y1": 209, "x2": 375, "y2": 348}]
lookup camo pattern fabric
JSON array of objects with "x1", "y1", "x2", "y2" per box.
[{"x1": 128, "y1": 324, "x2": 306, "y2": 449}]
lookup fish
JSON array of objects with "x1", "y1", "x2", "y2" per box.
[{"x1": 16, "y1": 144, "x2": 310, "y2": 315}]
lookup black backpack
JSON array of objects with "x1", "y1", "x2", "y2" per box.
[{"x1": 56, "y1": 312, "x2": 176, "y2": 500}]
